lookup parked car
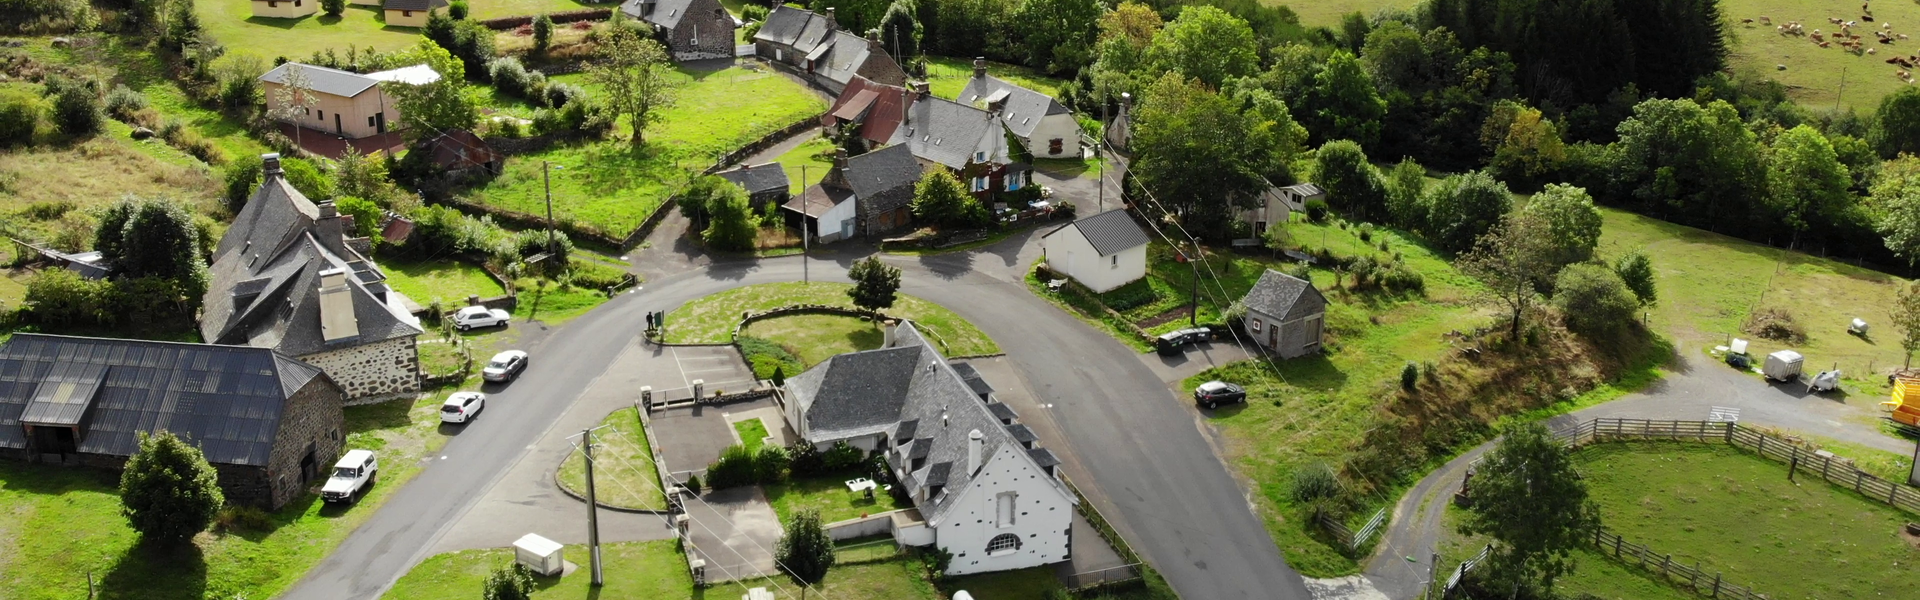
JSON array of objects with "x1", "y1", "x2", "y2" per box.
[
  {"x1": 1155, "y1": 327, "x2": 1213, "y2": 356},
  {"x1": 321, "y1": 449, "x2": 378, "y2": 504},
  {"x1": 451, "y1": 306, "x2": 512, "y2": 331},
  {"x1": 439, "y1": 391, "x2": 487, "y2": 424},
  {"x1": 1193, "y1": 380, "x2": 1246, "y2": 408},
  {"x1": 482, "y1": 350, "x2": 529, "y2": 383}
]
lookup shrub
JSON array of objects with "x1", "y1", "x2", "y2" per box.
[
  {"x1": 120, "y1": 431, "x2": 224, "y2": 544},
  {"x1": 104, "y1": 85, "x2": 148, "y2": 122},
  {"x1": 706, "y1": 444, "x2": 757, "y2": 489},
  {"x1": 1097, "y1": 279, "x2": 1159, "y2": 312},
  {"x1": 529, "y1": 108, "x2": 564, "y2": 136},
  {"x1": 822, "y1": 440, "x2": 864, "y2": 471},
  {"x1": 1554, "y1": 264, "x2": 1640, "y2": 340},
  {"x1": 44, "y1": 75, "x2": 102, "y2": 137},
  {"x1": 1304, "y1": 198, "x2": 1330, "y2": 223},
  {"x1": 532, "y1": 14, "x2": 554, "y2": 54},
  {"x1": 753, "y1": 444, "x2": 790, "y2": 483},
  {"x1": 487, "y1": 57, "x2": 536, "y2": 99},
  {"x1": 1289, "y1": 462, "x2": 1343, "y2": 518},
  {"x1": 320, "y1": 0, "x2": 344, "y2": 16},
  {"x1": 481, "y1": 563, "x2": 533, "y2": 600},
  {"x1": 786, "y1": 441, "x2": 825, "y2": 476},
  {"x1": 1743, "y1": 306, "x2": 1805, "y2": 344},
  {"x1": 214, "y1": 505, "x2": 275, "y2": 532},
  {"x1": 683, "y1": 473, "x2": 702, "y2": 494},
  {"x1": 542, "y1": 82, "x2": 584, "y2": 108},
  {"x1": 1400, "y1": 362, "x2": 1418, "y2": 391},
  {"x1": 0, "y1": 90, "x2": 39, "y2": 146},
  {"x1": 449, "y1": 0, "x2": 469, "y2": 19},
  {"x1": 1614, "y1": 250, "x2": 1657, "y2": 305}
]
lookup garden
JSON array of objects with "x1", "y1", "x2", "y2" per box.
[{"x1": 556, "y1": 407, "x2": 665, "y2": 511}]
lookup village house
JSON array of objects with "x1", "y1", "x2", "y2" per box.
[
  {"x1": 419, "y1": 129, "x2": 504, "y2": 179},
  {"x1": 383, "y1": 0, "x2": 450, "y2": 28},
  {"x1": 776, "y1": 321, "x2": 1077, "y2": 575},
  {"x1": 958, "y1": 59, "x2": 1083, "y2": 159},
  {"x1": 0, "y1": 334, "x2": 347, "y2": 510},
  {"x1": 1238, "y1": 183, "x2": 1323, "y2": 238},
  {"x1": 716, "y1": 162, "x2": 792, "y2": 211},
  {"x1": 783, "y1": 145, "x2": 921, "y2": 242},
  {"x1": 1104, "y1": 92, "x2": 1133, "y2": 155},
  {"x1": 752, "y1": 6, "x2": 907, "y2": 94},
  {"x1": 1041, "y1": 209, "x2": 1150, "y2": 293},
  {"x1": 620, "y1": 0, "x2": 736, "y2": 61},
  {"x1": 1239, "y1": 269, "x2": 1326, "y2": 359},
  {"x1": 260, "y1": 62, "x2": 439, "y2": 139},
  {"x1": 251, "y1": 0, "x2": 317, "y2": 19},
  {"x1": 823, "y1": 77, "x2": 1031, "y2": 204},
  {"x1": 202, "y1": 154, "x2": 426, "y2": 401}
]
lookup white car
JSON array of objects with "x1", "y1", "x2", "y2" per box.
[
  {"x1": 451, "y1": 306, "x2": 512, "y2": 331},
  {"x1": 482, "y1": 350, "x2": 529, "y2": 383},
  {"x1": 321, "y1": 449, "x2": 378, "y2": 504},
  {"x1": 439, "y1": 391, "x2": 487, "y2": 424}
]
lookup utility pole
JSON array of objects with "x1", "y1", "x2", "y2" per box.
[
  {"x1": 1099, "y1": 91, "x2": 1106, "y2": 213},
  {"x1": 801, "y1": 165, "x2": 810, "y2": 283},
  {"x1": 543, "y1": 161, "x2": 557, "y2": 256},
  {"x1": 574, "y1": 425, "x2": 610, "y2": 586},
  {"x1": 1186, "y1": 247, "x2": 1201, "y2": 327},
  {"x1": 1836, "y1": 66, "x2": 1849, "y2": 112}
]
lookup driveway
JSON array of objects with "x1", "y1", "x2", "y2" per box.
[
  {"x1": 685, "y1": 486, "x2": 784, "y2": 583},
  {"x1": 649, "y1": 396, "x2": 781, "y2": 477}
]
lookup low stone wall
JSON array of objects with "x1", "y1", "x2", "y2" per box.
[
  {"x1": 732, "y1": 304, "x2": 882, "y2": 341},
  {"x1": 713, "y1": 112, "x2": 826, "y2": 170},
  {"x1": 825, "y1": 511, "x2": 901, "y2": 541}
]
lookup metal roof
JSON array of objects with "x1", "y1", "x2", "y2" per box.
[
  {"x1": 716, "y1": 163, "x2": 790, "y2": 195},
  {"x1": 1046, "y1": 209, "x2": 1149, "y2": 256},
  {"x1": 259, "y1": 63, "x2": 380, "y2": 98}
]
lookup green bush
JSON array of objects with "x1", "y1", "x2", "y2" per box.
[
  {"x1": 822, "y1": 440, "x2": 864, "y2": 471},
  {"x1": 104, "y1": 85, "x2": 147, "y2": 122},
  {"x1": 532, "y1": 14, "x2": 554, "y2": 54},
  {"x1": 737, "y1": 336, "x2": 802, "y2": 380},
  {"x1": 1289, "y1": 462, "x2": 1344, "y2": 519},
  {"x1": 1097, "y1": 278, "x2": 1159, "y2": 312},
  {"x1": 0, "y1": 89, "x2": 39, "y2": 146},
  {"x1": 1553, "y1": 263, "x2": 1639, "y2": 339},
  {"x1": 786, "y1": 441, "x2": 825, "y2": 476},
  {"x1": 754, "y1": 444, "x2": 790, "y2": 484},
  {"x1": 706, "y1": 444, "x2": 757, "y2": 490},
  {"x1": 448, "y1": 0, "x2": 469, "y2": 19},
  {"x1": 1304, "y1": 198, "x2": 1330, "y2": 223},
  {"x1": 120, "y1": 431, "x2": 224, "y2": 544},
  {"x1": 44, "y1": 75, "x2": 102, "y2": 137},
  {"x1": 481, "y1": 563, "x2": 533, "y2": 600}
]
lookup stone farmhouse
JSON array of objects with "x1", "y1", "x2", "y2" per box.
[
  {"x1": 776, "y1": 321, "x2": 1078, "y2": 575},
  {"x1": 823, "y1": 77, "x2": 1032, "y2": 204},
  {"x1": 251, "y1": 0, "x2": 317, "y2": 19},
  {"x1": 202, "y1": 154, "x2": 426, "y2": 401},
  {"x1": 958, "y1": 59, "x2": 1083, "y2": 160},
  {"x1": 620, "y1": 0, "x2": 736, "y2": 61},
  {"x1": 753, "y1": 6, "x2": 907, "y2": 94},
  {"x1": 383, "y1": 0, "x2": 450, "y2": 28},
  {"x1": 261, "y1": 62, "x2": 439, "y2": 140},
  {"x1": 783, "y1": 144, "x2": 922, "y2": 242},
  {"x1": 0, "y1": 334, "x2": 347, "y2": 510},
  {"x1": 1239, "y1": 269, "x2": 1326, "y2": 359}
]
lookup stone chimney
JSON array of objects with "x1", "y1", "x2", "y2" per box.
[
  {"x1": 314, "y1": 200, "x2": 348, "y2": 256},
  {"x1": 966, "y1": 429, "x2": 984, "y2": 475},
  {"x1": 883, "y1": 319, "x2": 898, "y2": 347},
  {"x1": 972, "y1": 57, "x2": 987, "y2": 79},
  {"x1": 823, "y1": 7, "x2": 836, "y2": 31},
  {"x1": 834, "y1": 147, "x2": 849, "y2": 173},
  {"x1": 912, "y1": 81, "x2": 930, "y2": 95},
  {"x1": 262, "y1": 153, "x2": 283, "y2": 177},
  {"x1": 317, "y1": 267, "x2": 360, "y2": 343}
]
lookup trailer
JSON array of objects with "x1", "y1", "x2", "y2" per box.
[{"x1": 1763, "y1": 350, "x2": 1804, "y2": 382}]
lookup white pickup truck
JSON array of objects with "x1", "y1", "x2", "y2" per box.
[{"x1": 321, "y1": 449, "x2": 378, "y2": 504}]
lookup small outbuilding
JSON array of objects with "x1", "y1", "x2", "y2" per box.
[
  {"x1": 419, "y1": 129, "x2": 502, "y2": 178},
  {"x1": 383, "y1": 0, "x2": 450, "y2": 28},
  {"x1": 1040, "y1": 209, "x2": 1149, "y2": 293},
  {"x1": 716, "y1": 162, "x2": 792, "y2": 211},
  {"x1": 1238, "y1": 183, "x2": 1322, "y2": 238},
  {"x1": 1239, "y1": 269, "x2": 1326, "y2": 359}
]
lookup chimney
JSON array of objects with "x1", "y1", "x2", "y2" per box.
[
  {"x1": 912, "y1": 81, "x2": 930, "y2": 95},
  {"x1": 315, "y1": 201, "x2": 349, "y2": 256},
  {"x1": 972, "y1": 57, "x2": 986, "y2": 79},
  {"x1": 262, "y1": 153, "x2": 283, "y2": 177},
  {"x1": 317, "y1": 267, "x2": 360, "y2": 342},
  {"x1": 824, "y1": 7, "x2": 836, "y2": 30},
  {"x1": 883, "y1": 319, "x2": 898, "y2": 346},
  {"x1": 967, "y1": 429, "x2": 984, "y2": 475},
  {"x1": 1120, "y1": 92, "x2": 1133, "y2": 110},
  {"x1": 834, "y1": 148, "x2": 849, "y2": 173}
]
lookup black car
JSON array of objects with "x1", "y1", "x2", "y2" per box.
[
  {"x1": 1155, "y1": 327, "x2": 1213, "y2": 356},
  {"x1": 1194, "y1": 380, "x2": 1247, "y2": 408}
]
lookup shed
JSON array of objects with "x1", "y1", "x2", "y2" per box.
[
  {"x1": 1039, "y1": 209, "x2": 1149, "y2": 293},
  {"x1": 421, "y1": 130, "x2": 502, "y2": 178},
  {"x1": 1240, "y1": 269, "x2": 1326, "y2": 359},
  {"x1": 716, "y1": 162, "x2": 792, "y2": 211},
  {"x1": 513, "y1": 533, "x2": 566, "y2": 576}
]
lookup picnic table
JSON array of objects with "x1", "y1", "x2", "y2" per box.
[{"x1": 845, "y1": 478, "x2": 876, "y2": 493}]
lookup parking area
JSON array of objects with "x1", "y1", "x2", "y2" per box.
[
  {"x1": 650, "y1": 397, "x2": 782, "y2": 476},
  {"x1": 658, "y1": 346, "x2": 759, "y2": 400}
]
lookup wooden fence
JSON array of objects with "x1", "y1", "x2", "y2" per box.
[
  {"x1": 1316, "y1": 507, "x2": 1388, "y2": 554},
  {"x1": 1588, "y1": 528, "x2": 1768, "y2": 600}
]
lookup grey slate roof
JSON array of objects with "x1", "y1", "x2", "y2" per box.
[
  {"x1": 0, "y1": 334, "x2": 329, "y2": 466},
  {"x1": 259, "y1": 63, "x2": 380, "y2": 99},
  {"x1": 201, "y1": 167, "x2": 422, "y2": 357},
  {"x1": 816, "y1": 30, "x2": 874, "y2": 88},
  {"x1": 621, "y1": 0, "x2": 697, "y2": 29},
  {"x1": 753, "y1": 5, "x2": 812, "y2": 45},
  {"x1": 1050, "y1": 209, "x2": 1149, "y2": 256},
  {"x1": 889, "y1": 96, "x2": 1006, "y2": 170},
  {"x1": 784, "y1": 346, "x2": 921, "y2": 440},
  {"x1": 842, "y1": 144, "x2": 921, "y2": 200},
  {"x1": 716, "y1": 163, "x2": 790, "y2": 196},
  {"x1": 950, "y1": 362, "x2": 993, "y2": 398},
  {"x1": 384, "y1": 0, "x2": 449, "y2": 11},
  {"x1": 958, "y1": 74, "x2": 1073, "y2": 139},
  {"x1": 1242, "y1": 269, "x2": 1325, "y2": 322}
]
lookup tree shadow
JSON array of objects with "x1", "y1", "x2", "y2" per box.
[
  {"x1": 916, "y1": 250, "x2": 973, "y2": 280},
  {"x1": 1272, "y1": 354, "x2": 1347, "y2": 392},
  {"x1": 97, "y1": 539, "x2": 208, "y2": 600},
  {"x1": 244, "y1": 16, "x2": 312, "y2": 29},
  {"x1": 844, "y1": 325, "x2": 884, "y2": 349}
]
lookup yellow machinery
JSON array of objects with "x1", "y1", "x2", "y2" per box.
[{"x1": 1885, "y1": 378, "x2": 1920, "y2": 426}]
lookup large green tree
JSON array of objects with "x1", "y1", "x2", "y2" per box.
[
  {"x1": 1011, "y1": 0, "x2": 1101, "y2": 75},
  {"x1": 1458, "y1": 422, "x2": 1601, "y2": 595},
  {"x1": 1459, "y1": 210, "x2": 1552, "y2": 338},
  {"x1": 589, "y1": 26, "x2": 678, "y2": 146},
  {"x1": 1087, "y1": 2, "x2": 1162, "y2": 101},
  {"x1": 1553, "y1": 263, "x2": 1640, "y2": 339},
  {"x1": 1874, "y1": 155, "x2": 1920, "y2": 265},
  {"x1": 873, "y1": 0, "x2": 922, "y2": 64},
  {"x1": 1522, "y1": 183, "x2": 1603, "y2": 272},
  {"x1": 1876, "y1": 85, "x2": 1920, "y2": 158},
  {"x1": 701, "y1": 184, "x2": 758, "y2": 252},
  {"x1": 383, "y1": 40, "x2": 477, "y2": 141},
  {"x1": 1301, "y1": 50, "x2": 1386, "y2": 148},
  {"x1": 1144, "y1": 6, "x2": 1258, "y2": 89},
  {"x1": 776, "y1": 509, "x2": 835, "y2": 585},
  {"x1": 1424, "y1": 171, "x2": 1511, "y2": 254},
  {"x1": 1130, "y1": 73, "x2": 1284, "y2": 233},
  {"x1": 96, "y1": 196, "x2": 208, "y2": 303},
  {"x1": 1766, "y1": 125, "x2": 1854, "y2": 248},
  {"x1": 1611, "y1": 98, "x2": 1766, "y2": 234},
  {"x1": 1613, "y1": 250, "x2": 1657, "y2": 305},
  {"x1": 120, "y1": 431, "x2": 225, "y2": 544},
  {"x1": 846, "y1": 257, "x2": 902, "y2": 314},
  {"x1": 1313, "y1": 140, "x2": 1385, "y2": 222},
  {"x1": 1893, "y1": 281, "x2": 1920, "y2": 369},
  {"x1": 911, "y1": 170, "x2": 985, "y2": 228}
]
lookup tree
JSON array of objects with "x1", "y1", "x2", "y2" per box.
[
  {"x1": 481, "y1": 563, "x2": 534, "y2": 600},
  {"x1": 1613, "y1": 250, "x2": 1657, "y2": 305},
  {"x1": 333, "y1": 146, "x2": 399, "y2": 205},
  {"x1": 1424, "y1": 171, "x2": 1511, "y2": 254},
  {"x1": 1611, "y1": 98, "x2": 1766, "y2": 235},
  {"x1": 1553, "y1": 263, "x2": 1639, "y2": 339},
  {"x1": 164, "y1": 0, "x2": 203, "y2": 51},
  {"x1": 448, "y1": 0, "x2": 469, "y2": 19},
  {"x1": 1384, "y1": 158, "x2": 1428, "y2": 230},
  {"x1": 321, "y1": 0, "x2": 344, "y2": 17},
  {"x1": 1482, "y1": 101, "x2": 1566, "y2": 188},
  {"x1": 120, "y1": 431, "x2": 224, "y2": 544},
  {"x1": 98, "y1": 197, "x2": 207, "y2": 301},
  {"x1": 1301, "y1": 51, "x2": 1386, "y2": 148},
  {"x1": 1130, "y1": 73, "x2": 1281, "y2": 234},
  {"x1": 532, "y1": 14, "x2": 555, "y2": 55},
  {"x1": 1459, "y1": 211, "x2": 1552, "y2": 338},
  {"x1": 1087, "y1": 2, "x2": 1162, "y2": 100},
  {"x1": 1314, "y1": 140, "x2": 1385, "y2": 222},
  {"x1": 1011, "y1": 0, "x2": 1101, "y2": 74},
  {"x1": 1876, "y1": 86, "x2": 1920, "y2": 158},
  {"x1": 911, "y1": 170, "x2": 983, "y2": 228},
  {"x1": 44, "y1": 75, "x2": 102, "y2": 137},
  {"x1": 775, "y1": 509, "x2": 835, "y2": 585},
  {"x1": 336, "y1": 196, "x2": 385, "y2": 239},
  {"x1": 846, "y1": 256, "x2": 902, "y2": 314},
  {"x1": 702, "y1": 185, "x2": 758, "y2": 252},
  {"x1": 1765, "y1": 125, "x2": 1853, "y2": 248},
  {"x1": 271, "y1": 63, "x2": 321, "y2": 150},
  {"x1": 677, "y1": 175, "x2": 733, "y2": 227},
  {"x1": 1457, "y1": 422, "x2": 1601, "y2": 595},
  {"x1": 874, "y1": 0, "x2": 922, "y2": 64},
  {"x1": 589, "y1": 26, "x2": 677, "y2": 146},
  {"x1": 1522, "y1": 184, "x2": 1602, "y2": 271},
  {"x1": 1894, "y1": 282, "x2": 1920, "y2": 369},
  {"x1": 1144, "y1": 6, "x2": 1258, "y2": 89},
  {"x1": 383, "y1": 40, "x2": 478, "y2": 142},
  {"x1": 1874, "y1": 155, "x2": 1920, "y2": 265}
]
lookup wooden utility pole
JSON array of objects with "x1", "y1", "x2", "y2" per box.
[
  {"x1": 574, "y1": 425, "x2": 610, "y2": 586},
  {"x1": 543, "y1": 161, "x2": 558, "y2": 256}
]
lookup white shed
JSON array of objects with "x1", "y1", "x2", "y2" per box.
[
  {"x1": 1041, "y1": 209, "x2": 1150, "y2": 293},
  {"x1": 513, "y1": 533, "x2": 565, "y2": 576}
]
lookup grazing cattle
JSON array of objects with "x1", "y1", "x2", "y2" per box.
[{"x1": 1760, "y1": 16, "x2": 1773, "y2": 25}]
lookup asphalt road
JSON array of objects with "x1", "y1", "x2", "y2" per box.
[{"x1": 282, "y1": 253, "x2": 1310, "y2": 600}]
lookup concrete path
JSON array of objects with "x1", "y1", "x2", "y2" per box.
[{"x1": 685, "y1": 486, "x2": 784, "y2": 583}]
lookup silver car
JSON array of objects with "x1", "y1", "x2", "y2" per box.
[{"x1": 482, "y1": 350, "x2": 528, "y2": 383}]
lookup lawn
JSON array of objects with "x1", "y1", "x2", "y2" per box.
[
  {"x1": 662, "y1": 282, "x2": 1000, "y2": 357},
  {"x1": 0, "y1": 395, "x2": 454, "y2": 600},
  {"x1": 1596, "y1": 207, "x2": 1909, "y2": 395},
  {"x1": 742, "y1": 313, "x2": 886, "y2": 366},
  {"x1": 1284, "y1": 0, "x2": 1421, "y2": 28},
  {"x1": 199, "y1": 0, "x2": 597, "y2": 59},
  {"x1": 417, "y1": 338, "x2": 472, "y2": 378},
  {"x1": 464, "y1": 66, "x2": 826, "y2": 235},
  {"x1": 379, "y1": 256, "x2": 509, "y2": 306},
  {"x1": 734, "y1": 416, "x2": 771, "y2": 453},
  {"x1": 1436, "y1": 506, "x2": 1697, "y2": 600},
  {"x1": 516, "y1": 280, "x2": 614, "y2": 325},
  {"x1": 0, "y1": 132, "x2": 220, "y2": 244},
  {"x1": 764, "y1": 471, "x2": 907, "y2": 524},
  {"x1": 771, "y1": 134, "x2": 837, "y2": 194},
  {"x1": 1576, "y1": 442, "x2": 1920, "y2": 599},
  {"x1": 384, "y1": 539, "x2": 938, "y2": 600},
  {"x1": 557, "y1": 407, "x2": 666, "y2": 511},
  {"x1": 924, "y1": 55, "x2": 1070, "y2": 100}
]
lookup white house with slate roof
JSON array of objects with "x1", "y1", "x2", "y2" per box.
[
  {"x1": 777, "y1": 322, "x2": 1077, "y2": 575},
  {"x1": 1240, "y1": 269, "x2": 1326, "y2": 358},
  {"x1": 958, "y1": 59, "x2": 1082, "y2": 159},
  {"x1": 1041, "y1": 209, "x2": 1150, "y2": 293}
]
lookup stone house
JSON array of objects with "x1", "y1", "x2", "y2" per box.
[
  {"x1": 261, "y1": 63, "x2": 438, "y2": 139},
  {"x1": 784, "y1": 145, "x2": 920, "y2": 241},
  {"x1": 1240, "y1": 269, "x2": 1326, "y2": 359},
  {"x1": 958, "y1": 59, "x2": 1083, "y2": 160},
  {"x1": 716, "y1": 162, "x2": 792, "y2": 212},
  {"x1": 752, "y1": 6, "x2": 907, "y2": 94},
  {"x1": 823, "y1": 77, "x2": 1031, "y2": 204},
  {"x1": 1237, "y1": 183, "x2": 1322, "y2": 238},
  {"x1": 383, "y1": 0, "x2": 450, "y2": 28},
  {"x1": 420, "y1": 129, "x2": 503, "y2": 179},
  {"x1": 252, "y1": 0, "x2": 317, "y2": 19},
  {"x1": 775, "y1": 322, "x2": 1077, "y2": 575},
  {"x1": 621, "y1": 0, "x2": 736, "y2": 61},
  {"x1": 0, "y1": 334, "x2": 347, "y2": 510},
  {"x1": 1040, "y1": 209, "x2": 1150, "y2": 293},
  {"x1": 202, "y1": 154, "x2": 426, "y2": 401}
]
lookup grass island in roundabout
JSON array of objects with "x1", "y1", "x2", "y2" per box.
[{"x1": 659, "y1": 282, "x2": 1000, "y2": 377}]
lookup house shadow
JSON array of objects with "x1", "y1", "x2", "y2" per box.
[
  {"x1": 97, "y1": 539, "x2": 207, "y2": 600},
  {"x1": 245, "y1": 16, "x2": 311, "y2": 29}
]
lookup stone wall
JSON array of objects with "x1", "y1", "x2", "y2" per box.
[
  {"x1": 260, "y1": 376, "x2": 348, "y2": 509},
  {"x1": 301, "y1": 336, "x2": 421, "y2": 400}
]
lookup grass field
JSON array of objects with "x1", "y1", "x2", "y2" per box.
[
  {"x1": 384, "y1": 539, "x2": 938, "y2": 600},
  {"x1": 733, "y1": 416, "x2": 771, "y2": 453},
  {"x1": 1281, "y1": 0, "x2": 1419, "y2": 28},
  {"x1": 1719, "y1": 0, "x2": 1920, "y2": 110},
  {"x1": 924, "y1": 55, "x2": 1070, "y2": 100},
  {"x1": 465, "y1": 67, "x2": 826, "y2": 235},
  {"x1": 763, "y1": 471, "x2": 907, "y2": 524},
  {"x1": 557, "y1": 407, "x2": 665, "y2": 511},
  {"x1": 662, "y1": 282, "x2": 1000, "y2": 357},
  {"x1": 771, "y1": 135, "x2": 837, "y2": 194},
  {"x1": 378, "y1": 256, "x2": 508, "y2": 306},
  {"x1": 199, "y1": 0, "x2": 597, "y2": 59},
  {"x1": 0, "y1": 395, "x2": 453, "y2": 600},
  {"x1": 1436, "y1": 506, "x2": 1697, "y2": 600},
  {"x1": 742, "y1": 313, "x2": 886, "y2": 366}
]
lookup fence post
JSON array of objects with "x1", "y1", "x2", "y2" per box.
[
  {"x1": 1660, "y1": 554, "x2": 1672, "y2": 578},
  {"x1": 1855, "y1": 470, "x2": 1865, "y2": 493},
  {"x1": 1756, "y1": 434, "x2": 1766, "y2": 459},
  {"x1": 1614, "y1": 534, "x2": 1623, "y2": 557},
  {"x1": 1712, "y1": 573, "x2": 1722, "y2": 598},
  {"x1": 1788, "y1": 447, "x2": 1798, "y2": 482},
  {"x1": 1723, "y1": 422, "x2": 1734, "y2": 444}
]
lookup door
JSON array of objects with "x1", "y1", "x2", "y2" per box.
[
  {"x1": 376, "y1": 112, "x2": 386, "y2": 133},
  {"x1": 1268, "y1": 324, "x2": 1278, "y2": 348},
  {"x1": 334, "y1": 113, "x2": 343, "y2": 135},
  {"x1": 840, "y1": 218, "x2": 854, "y2": 240}
]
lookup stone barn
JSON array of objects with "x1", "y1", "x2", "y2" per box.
[{"x1": 1240, "y1": 269, "x2": 1326, "y2": 359}]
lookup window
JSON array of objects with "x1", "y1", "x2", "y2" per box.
[
  {"x1": 403, "y1": 10, "x2": 413, "y2": 16},
  {"x1": 1110, "y1": 255, "x2": 1118, "y2": 268},
  {"x1": 267, "y1": 1, "x2": 276, "y2": 6},
  {"x1": 974, "y1": 151, "x2": 987, "y2": 163},
  {"x1": 368, "y1": 116, "x2": 376, "y2": 127},
  {"x1": 294, "y1": 0, "x2": 300, "y2": 5},
  {"x1": 972, "y1": 177, "x2": 988, "y2": 192},
  {"x1": 995, "y1": 492, "x2": 1017, "y2": 528},
  {"x1": 1007, "y1": 171, "x2": 1023, "y2": 191},
  {"x1": 316, "y1": 110, "x2": 324, "y2": 121},
  {"x1": 1048, "y1": 138, "x2": 1064, "y2": 155},
  {"x1": 1250, "y1": 319, "x2": 1262, "y2": 333},
  {"x1": 986, "y1": 534, "x2": 1021, "y2": 555}
]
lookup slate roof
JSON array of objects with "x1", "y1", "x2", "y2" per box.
[
  {"x1": 1242, "y1": 269, "x2": 1325, "y2": 322},
  {"x1": 784, "y1": 346, "x2": 922, "y2": 440},
  {"x1": 890, "y1": 95, "x2": 1009, "y2": 170},
  {"x1": 842, "y1": 144, "x2": 921, "y2": 200},
  {"x1": 753, "y1": 5, "x2": 812, "y2": 45},
  {"x1": 0, "y1": 334, "x2": 330, "y2": 466},
  {"x1": 620, "y1": 0, "x2": 697, "y2": 29},
  {"x1": 950, "y1": 362, "x2": 993, "y2": 398},
  {"x1": 716, "y1": 163, "x2": 790, "y2": 196},
  {"x1": 1046, "y1": 209, "x2": 1149, "y2": 256},
  {"x1": 784, "y1": 184, "x2": 853, "y2": 218},
  {"x1": 816, "y1": 30, "x2": 877, "y2": 88},
  {"x1": 202, "y1": 161, "x2": 423, "y2": 357},
  {"x1": 958, "y1": 74, "x2": 1073, "y2": 139},
  {"x1": 259, "y1": 63, "x2": 380, "y2": 99}
]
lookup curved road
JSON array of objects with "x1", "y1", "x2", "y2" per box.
[{"x1": 282, "y1": 250, "x2": 1310, "y2": 599}]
